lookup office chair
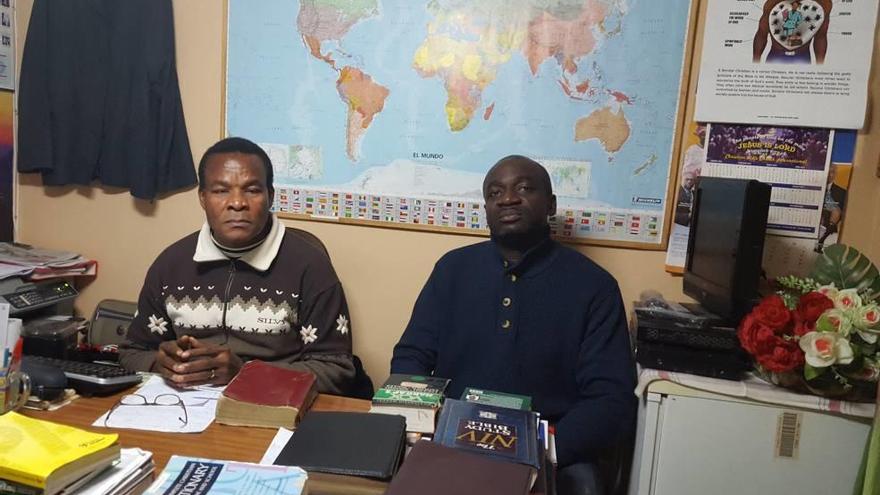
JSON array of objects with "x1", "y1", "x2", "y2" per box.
[
  {"x1": 287, "y1": 226, "x2": 331, "y2": 259},
  {"x1": 89, "y1": 299, "x2": 138, "y2": 347}
]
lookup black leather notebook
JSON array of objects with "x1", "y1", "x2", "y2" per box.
[{"x1": 274, "y1": 411, "x2": 406, "y2": 480}]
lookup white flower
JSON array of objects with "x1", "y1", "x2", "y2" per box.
[
  {"x1": 856, "y1": 304, "x2": 880, "y2": 329},
  {"x1": 300, "y1": 324, "x2": 318, "y2": 344},
  {"x1": 834, "y1": 289, "x2": 862, "y2": 311},
  {"x1": 799, "y1": 331, "x2": 854, "y2": 368},
  {"x1": 816, "y1": 309, "x2": 853, "y2": 336},
  {"x1": 816, "y1": 284, "x2": 838, "y2": 300},
  {"x1": 148, "y1": 315, "x2": 169, "y2": 335},
  {"x1": 336, "y1": 314, "x2": 349, "y2": 335}
]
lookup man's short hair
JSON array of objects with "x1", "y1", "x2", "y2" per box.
[
  {"x1": 486, "y1": 155, "x2": 553, "y2": 196},
  {"x1": 197, "y1": 137, "x2": 274, "y2": 193}
]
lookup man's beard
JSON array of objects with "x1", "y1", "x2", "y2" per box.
[{"x1": 491, "y1": 224, "x2": 550, "y2": 252}]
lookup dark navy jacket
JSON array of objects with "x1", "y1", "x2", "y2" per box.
[{"x1": 392, "y1": 238, "x2": 636, "y2": 467}]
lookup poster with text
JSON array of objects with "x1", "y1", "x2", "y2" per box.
[
  {"x1": 665, "y1": 122, "x2": 707, "y2": 272},
  {"x1": 695, "y1": 0, "x2": 879, "y2": 128},
  {"x1": 704, "y1": 123, "x2": 833, "y2": 238},
  {"x1": 0, "y1": 91, "x2": 12, "y2": 240},
  {"x1": 762, "y1": 129, "x2": 855, "y2": 279},
  {"x1": 0, "y1": 0, "x2": 13, "y2": 90}
]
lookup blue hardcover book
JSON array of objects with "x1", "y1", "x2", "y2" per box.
[
  {"x1": 433, "y1": 399, "x2": 541, "y2": 470},
  {"x1": 144, "y1": 456, "x2": 307, "y2": 495}
]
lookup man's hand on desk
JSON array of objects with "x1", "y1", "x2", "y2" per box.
[{"x1": 153, "y1": 335, "x2": 243, "y2": 386}]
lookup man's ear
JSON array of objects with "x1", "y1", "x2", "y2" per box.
[
  {"x1": 198, "y1": 189, "x2": 207, "y2": 211},
  {"x1": 548, "y1": 194, "x2": 557, "y2": 218}
]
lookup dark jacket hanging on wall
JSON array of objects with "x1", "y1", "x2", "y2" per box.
[{"x1": 17, "y1": 0, "x2": 197, "y2": 200}]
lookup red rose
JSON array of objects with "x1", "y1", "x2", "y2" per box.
[
  {"x1": 753, "y1": 295, "x2": 791, "y2": 330},
  {"x1": 796, "y1": 291, "x2": 835, "y2": 323},
  {"x1": 738, "y1": 314, "x2": 778, "y2": 355},
  {"x1": 792, "y1": 313, "x2": 816, "y2": 336},
  {"x1": 755, "y1": 341, "x2": 804, "y2": 372}
]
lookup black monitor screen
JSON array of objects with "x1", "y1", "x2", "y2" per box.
[{"x1": 687, "y1": 185, "x2": 739, "y2": 291}]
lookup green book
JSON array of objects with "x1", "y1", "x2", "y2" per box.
[
  {"x1": 460, "y1": 387, "x2": 532, "y2": 411},
  {"x1": 372, "y1": 374, "x2": 450, "y2": 408}
]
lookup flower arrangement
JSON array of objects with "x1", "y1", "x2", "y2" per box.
[{"x1": 738, "y1": 245, "x2": 880, "y2": 401}]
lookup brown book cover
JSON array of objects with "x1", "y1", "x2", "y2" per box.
[
  {"x1": 385, "y1": 440, "x2": 534, "y2": 495},
  {"x1": 215, "y1": 360, "x2": 317, "y2": 429}
]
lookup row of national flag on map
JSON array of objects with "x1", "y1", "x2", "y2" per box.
[{"x1": 273, "y1": 186, "x2": 664, "y2": 243}]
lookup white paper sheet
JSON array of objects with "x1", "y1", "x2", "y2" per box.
[
  {"x1": 93, "y1": 375, "x2": 224, "y2": 433},
  {"x1": 259, "y1": 427, "x2": 294, "y2": 464}
]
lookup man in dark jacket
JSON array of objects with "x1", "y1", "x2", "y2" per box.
[
  {"x1": 120, "y1": 138, "x2": 356, "y2": 395},
  {"x1": 392, "y1": 155, "x2": 636, "y2": 495}
]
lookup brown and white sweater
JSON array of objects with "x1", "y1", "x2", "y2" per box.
[{"x1": 119, "y1": 216, "x2": 356, "y2": 395}]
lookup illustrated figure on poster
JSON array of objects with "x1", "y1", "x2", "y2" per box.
[
  {"x1": 674, "y1": 124, "x2": 706, "y2": 227},
  {"x1": 753, "y1": 0, "x2": 831, "y2": 64},
  {"x1": 817, "y1": 162, "x2": 847, "y2": 250}
]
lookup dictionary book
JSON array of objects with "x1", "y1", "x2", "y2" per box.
[{"x1": 144, "y1": 456, "x2": 307, "y2": 495}]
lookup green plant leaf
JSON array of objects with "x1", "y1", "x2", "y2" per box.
[
  {"x1": 804, "y1": 363, "x2": 826, "y2": 381},
  {"x1": 867, "y1": 275, "x2": 880, "y2": 302},
  {"x1": 810, "y1": 244, "x2": 880, "y2": 294}
]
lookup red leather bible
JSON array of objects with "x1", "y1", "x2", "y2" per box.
[{"x1": 215, "y1": 360, "x2": 317, "y2": 429}]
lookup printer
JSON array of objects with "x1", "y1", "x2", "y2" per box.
[{"x1": 0, "y1": 277, "x2": 82, "y2": 359}]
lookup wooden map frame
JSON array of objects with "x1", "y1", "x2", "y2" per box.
[{"x1": 221, "y1": 0, "x2": 701, "y2": 251}]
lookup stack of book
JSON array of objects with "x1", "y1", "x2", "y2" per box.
[
  {"x1": 0, "y1": 412, "x2": 123, "y2": 495},
  {"x1": 369, "y1": 373, "x2": 450, "y2": 434},
  {"x1": 431, "y1": 398, "x2": 545, "y2": 492},
  {"x1": 72, "y1": 448, "x2": 156, "y2": 495},
  {"x1": 215, "y1": 360, "x2": 317, "y2": 429},
  {"x1": 461, "y1": 387, "x2": 556, "y2": 466}
]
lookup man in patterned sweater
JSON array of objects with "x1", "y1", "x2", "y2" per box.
[{"x1": 120, "y1": 137, "x2": 356, "y2": 395}]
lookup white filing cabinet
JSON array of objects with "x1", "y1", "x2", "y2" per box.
[{"x1": 628, "y1": 382, "x2": 871, "y2": 495}]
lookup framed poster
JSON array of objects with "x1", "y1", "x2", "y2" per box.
[{"x1": 0, "y1": 0, "x2": 14, "y2": 90}]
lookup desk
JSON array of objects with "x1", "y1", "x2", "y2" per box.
[{"x1": 22, "y1": 392, "x2": 383, "y2": 494}]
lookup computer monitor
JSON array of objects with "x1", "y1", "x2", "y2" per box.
[{"x1": 683, "y1": 177, "x2": 771, "y2": 321}]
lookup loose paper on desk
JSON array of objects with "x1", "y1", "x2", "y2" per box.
[
  {"x1": 259, "y1": 427, "x2": 294, "y2": 464},
  {"x1": 93, "y1": 375, "x2": 224, "y2": 433}
]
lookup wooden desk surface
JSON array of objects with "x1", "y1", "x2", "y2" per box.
[{"x1": 23, "y1": 392, "x2": 371, "y2": 471}]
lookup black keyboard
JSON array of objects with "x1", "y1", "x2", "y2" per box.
[{"x1": 22, "y1": 355, "x2": 142, "y2": 396}]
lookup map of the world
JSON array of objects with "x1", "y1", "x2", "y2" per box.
[{"x1": 226, "y1": 0, "x2": 693, "y2": 245}]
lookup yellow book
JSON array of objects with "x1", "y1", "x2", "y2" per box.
[{"x1": 0, "y1": 412, "x2": 120, "y2": 494}]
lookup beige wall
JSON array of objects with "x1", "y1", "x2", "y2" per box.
[{"x1": 12, "y1": 1, "x2": 880, "y2": 384}]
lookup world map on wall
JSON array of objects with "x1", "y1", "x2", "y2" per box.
[{"x1": 226, "y1": 0, "x2": 692, "y2": 245}]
